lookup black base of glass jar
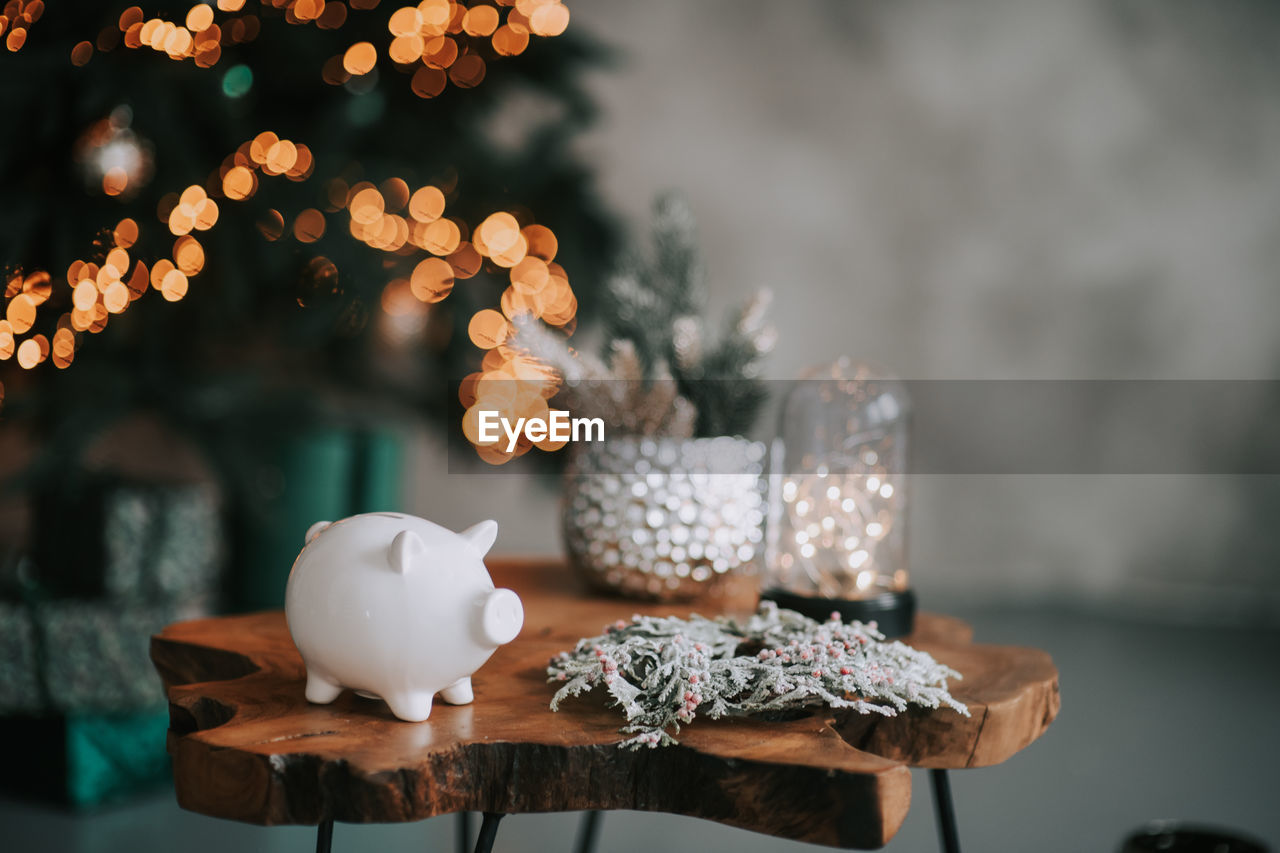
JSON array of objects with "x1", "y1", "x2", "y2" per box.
[{"x1": 759, "y1": 587, "x2": 917, "y2": 639}]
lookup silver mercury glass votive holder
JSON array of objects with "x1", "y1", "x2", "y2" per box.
[{"x1": 562, "y1": 435, "x2": 767, "y2": 601}]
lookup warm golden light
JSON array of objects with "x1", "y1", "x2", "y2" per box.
[
  {"x1": 103, "y1": 168, "x2": 129, "y2": 196},
  {"x1": 249, "y1": 132, "x2": 278, "y2": 165},
  {"x1": 463, "y1": 5, "x2": 499, "y2": 37},
  {"x1": 114, "y1": 218, "x2": 139, "y2": 248},
  {"x1": 448, "y1": 54, "x2": 486, "y2": 87},
  {"x1": 149, "y1": 258, "x2": 175, "y2": 290},
  {"x1": 293, "y1": 208, "x2": 327, "y2": 242},
  {"x1": 257, "y1": 208, "x2": 285, "y2": 241},
  {"x1": 103, "y1": 281, "x2": 130, "y2": 313},
  {"x1": 186, "y1": 4, "x2": 214, "y2": 31},
  {"x1": 448, "y1": 242, "x2": 483, "y2": 278},
  {"x1": 510, "y1": 256, "x2": 549, "y2": 293},
  {"x1": 51, "y1": 327, "x2": 75, "y2": 359},
  {"x1": 411, "y1": 66, "x2": 447, "y2": 98},
  {"x1": 418, "y1": 0, "x2": 452, "y2": 32},
  {"x1": 264, "y1": 139, "x2": 298, "y2": 175},
  {"x1": 16, "y1": 336, "x2": 41, "y2": 369},
  {"x1": 521, "y1": 223, "x2": 557, "y2": 261},
  {"x1": 408, "y1": 186, "x2": 445, "y2": 223},
  {"x1": 529, "y1": 2, "x2": 569, "y2": 36},
  {"x1": 476, "y1": 212, "x2": 520, "y2": 254},
  {"x1": 6, "y1": 293, "x2": 36, "y2": 334},
  {"x1": 409, "y1": 257, "x2": 454, "y2": 303},
  {"x1": 343, "y1": 41, "x2": 377, "y2": 75},
  {"x1": 222, "y1": 165, "x2": 255, "y2": 200},
  {"x1": 174, "y1": 235, "x2": 205, "y2": 274},
  {"x1": 119, "y1": 6, "x2": 144, "y2": 30},
  {"x1": 350, "y1": 187, "x2": 385, "y2": 225},
  {"x1": 380, "y1": 177, "x2": 410, "y2": 212},
  {"x1": 420, "y1": 217, "x2": 461, "y2": 255},
  {"x1": 160, "y1": 268, "x2": 189, "y2": 301},
  {"x1": 491, "y1": 24, "x2": 528, "y2": 56},
  {"x1": 193, "y1": 197, "x2": 219, "y2": 230},
  {"x1": 104, "y1": 248, "x2": 130, "y2": 277},
  {"x1": 288, "y1": 144, "x2": 314, "y2": 180},
  {"x1": 293, "y1": 0, "x2": 325, "y2": 23},
  {"x1": 389, "y1": 33, "x2": 424, "y2": 64},
  {"x1": 500, "y1": 285, "x2": 536, "y2": 319},
  {"x1": 422, "y1": 36, "x2": 457, "y2": 69},
  {"x1": 126, "y1": 260, "x2": 150, "y2": 299},
  {"x1": 490, "y1": 233, "x2": 528, "y2": 268},
  {"x1": 468, "y1": 308, "x2": 509, "y2": 349},
  {"x1": 22, "y1": 271, "x2": 51, "y2": 306}
]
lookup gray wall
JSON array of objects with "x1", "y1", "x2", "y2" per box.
[{"x1": 410, "y1": 0, "x2": 1280, "y2": 623}]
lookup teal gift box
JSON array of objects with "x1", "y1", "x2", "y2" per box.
[
  {"x1": 3, "y1": 709, "x2": 172, "y2": 807},
  {"x1": 232, "y1": 426, "x2": 404, "y2": 611}
]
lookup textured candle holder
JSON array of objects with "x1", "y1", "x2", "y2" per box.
[{"x1": 562, "y1": 436, "x2": 766, "y2": 601}]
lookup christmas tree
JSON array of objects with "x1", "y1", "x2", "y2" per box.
[
  {"x1": 0, "y1": 0, "x2": 618, "y2": 453},
  {"x1": 0, "y1": 0, "x2": 621, "y2": 618}
]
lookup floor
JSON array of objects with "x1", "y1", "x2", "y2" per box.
[{"x1": 2, "y1": 607, "x2": 1277, "y2": 853}]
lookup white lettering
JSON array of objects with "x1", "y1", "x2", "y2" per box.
[
  {"x1": 478, "y1": 410, "x2": 499, "y2": 445},
  {"x1": 573, "y1": 417, "x2": 604, "y2": 442},
  {"x1": 502, "y1": 416, "x2": 526, "y2": 453},
  {"x1": 475, "y1": 411, "x2": 604, "y2": 450},
  {"x1": 550, "y1": 409, "x2": 570, "y2": 441}
]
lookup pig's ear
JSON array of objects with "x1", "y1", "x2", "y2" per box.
[
  {"x1": 389, "y1": 530, "x2": 427, "y2": 574},
  {"x1": 305, "y1": 521, "x2": 331, "y2": 545},
  {"x1": 460, "y1": 519, "x2": 498, "y2": 557}
]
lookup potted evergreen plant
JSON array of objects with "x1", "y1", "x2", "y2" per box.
[{"x1": 515, "y1": 194, "x2": 775, "y2": 600}]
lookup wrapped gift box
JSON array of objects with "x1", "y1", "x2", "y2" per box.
[
  {"x1": 3, "y1": 709, "x2": 172, "y2": 807},
  {"x1": 32, "y1": 477, "x2": 222, "y2": 607},
  {"x1": 0, "y1": 600, "x2": 202, "y2": 715},
  {"x1": 101, "y1": 482, "x2": 221, "y2": 606}
]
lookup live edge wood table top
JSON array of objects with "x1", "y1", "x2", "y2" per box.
[{"x1": 150, "y1": 559, "x2": 1060, "y2": 850}]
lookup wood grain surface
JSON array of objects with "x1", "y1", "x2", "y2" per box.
[{"x1": 151, "y1": 560, "x2": 1059, "y2": 849}]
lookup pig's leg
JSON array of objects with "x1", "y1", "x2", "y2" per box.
[
  {"x1": 304, "y1": 670, "x2": 343, "y2": 704},
  {"x1": 440, "y1": 676, "x2": 474, "y2": 705},
  {"x1": 384, "y1": 691, "x2": 434, "y2": 722}
]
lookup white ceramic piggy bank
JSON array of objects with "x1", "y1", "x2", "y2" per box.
[{"x1": 284, "y1": 512, "x2": 524, "y2": 722}]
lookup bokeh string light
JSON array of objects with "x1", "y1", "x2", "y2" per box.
[
  {"x1": 1, "y1": 0, "x2": 43, "y2": 53},
  {"x1": 3, "y1": 2, "x2": 578, "y2": 463},
  {"x1": 65, "y1": 0, "x2": 570, "y2": 99},
  {"x1": 2, "y1": 127, "x2": 579, "y2": 465}
]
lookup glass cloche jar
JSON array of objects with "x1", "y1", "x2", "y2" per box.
[{"x1": 762, "y1": 358, "x2": 915, "y2": 636}]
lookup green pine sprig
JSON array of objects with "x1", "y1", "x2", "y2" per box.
[{"x1": 514, "y1": 192, "x2": 775, "y2": 437}]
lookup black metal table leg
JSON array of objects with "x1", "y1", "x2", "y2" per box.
[
  {"x1": 474, "y1": 812, "x2": 505, "y2": 853},
  {"x1": 573, "y1": 811, "x2": 603, "y2": 853},
  {"x1": 457, "y1": 811, "x2": 473, "y2": 853},
  {"x1": 929, "y1": 768, "x2": 962, "y2": 853},
  {"x1": 316, "y1": 818, "x2": 334, "y2": 853}
]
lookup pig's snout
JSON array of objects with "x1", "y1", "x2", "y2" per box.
[{"x1": 479, "y1": 588, "x2": 524, "y2": 646}]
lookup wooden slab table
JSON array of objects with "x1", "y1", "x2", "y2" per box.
[{"x1": 151, "y1": 560, "x2": 1060, "y2": 852}]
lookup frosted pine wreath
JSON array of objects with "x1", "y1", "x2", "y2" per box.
[{"x1": 548, "y1": 602, "x2": 968, "y2": 748}]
